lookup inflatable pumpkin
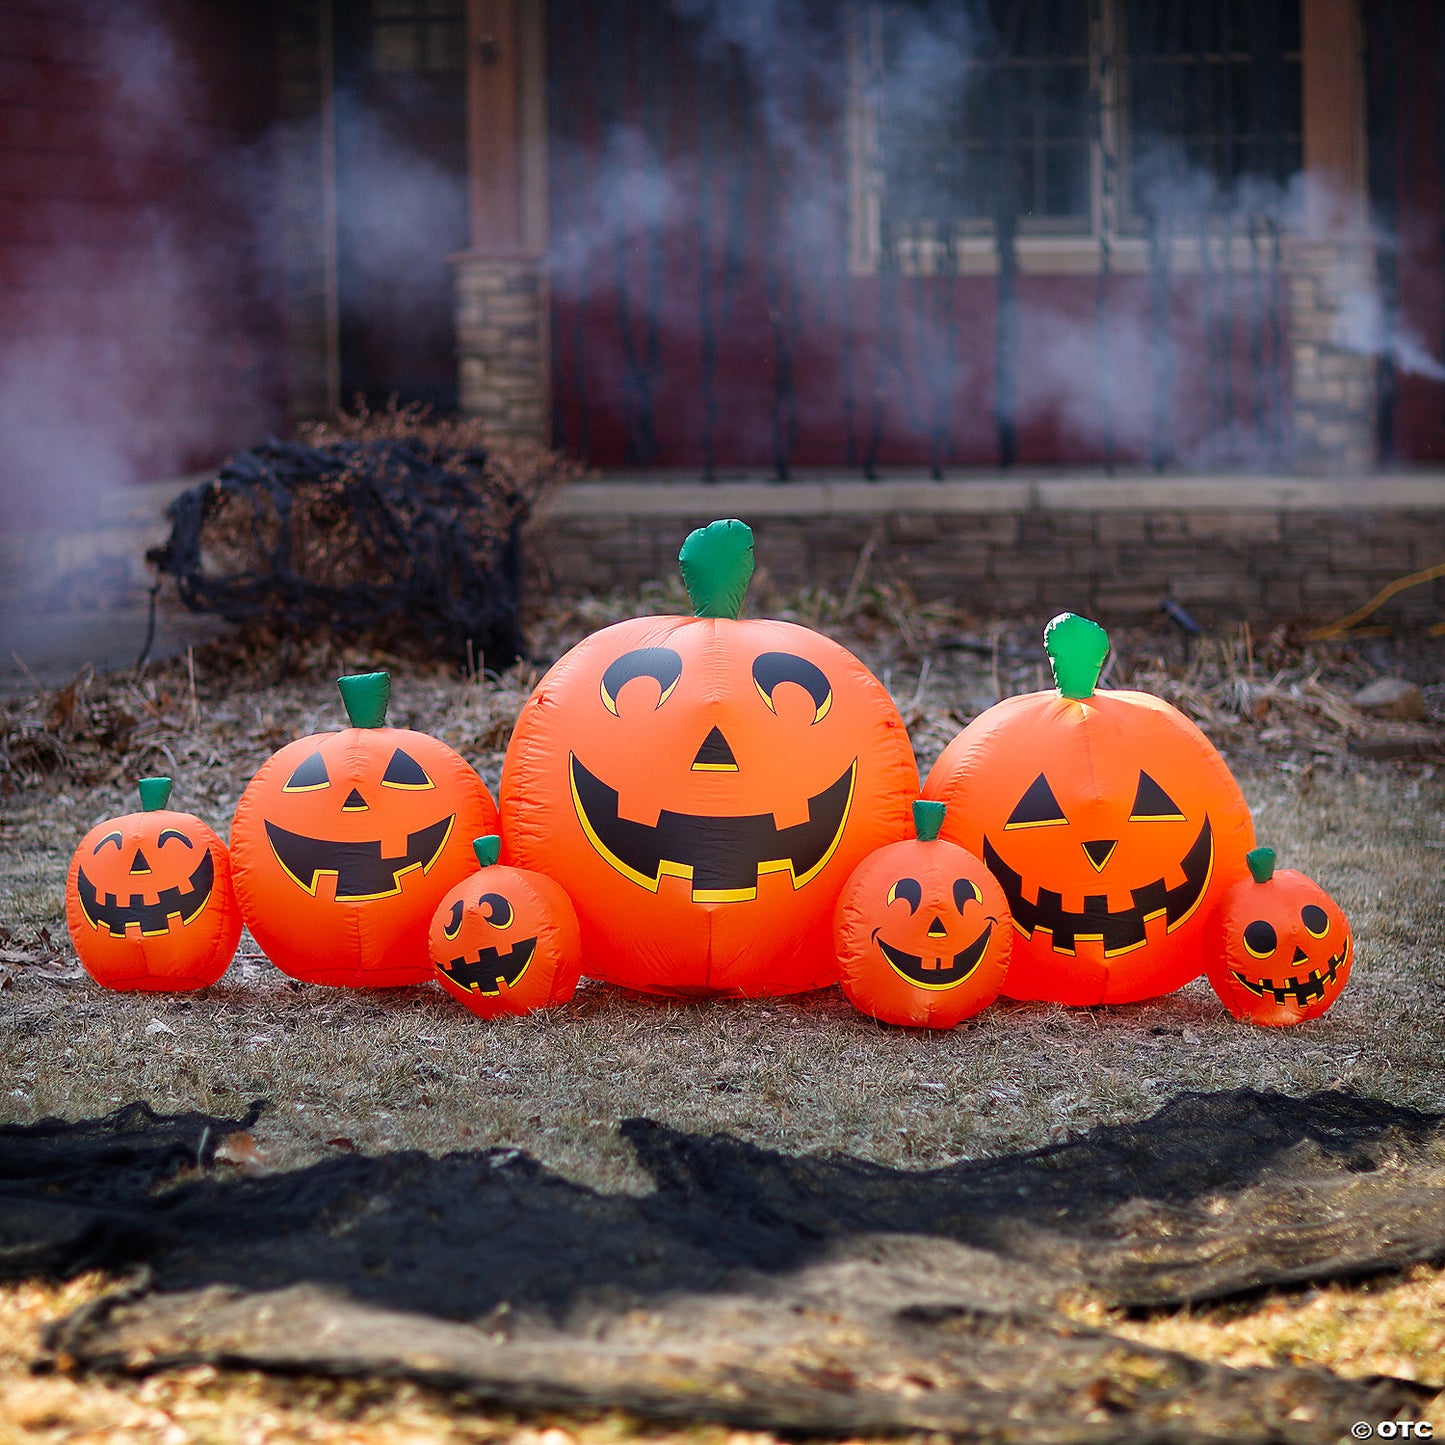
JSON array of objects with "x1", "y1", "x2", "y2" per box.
[
  {"x1": 500, "y1": 519, "x2": 919, "y2": 995},
  {"x1": 429, "y1": 835, "x2": 582, "y2": 1017},
  {"x1": 1205, "y1": 846, "x2": 1352, "y2": 1026},
  {"x1": 924, "y1": 614, "x2": 1255, "y2": 1006},
  {"x1": 231, "y1": 672, "x2": 499, "y2": 987},
  {"x1": 835, "y1": 800, "x2": 1011, "y2": 1028},
  {"x1": 66, "y1": 777, "x2": 241, "y2": 991}
]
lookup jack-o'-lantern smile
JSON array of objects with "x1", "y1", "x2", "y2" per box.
[
  {"x1": 983, "y1": 815, "x2": 1214, "y2": 957},
  {"x1": 872, "y1": 918, "x2": 996, "y2": 990},
  {"x1": 438, "y1": 939, "x2": 536, "y2": 996},
  {"x1": 76, "y1": 848, "x2": 215, "y2": 938},
  {"x1": 264, "y1": 815, "x2": 455, "y2": 900},
  {"x1": 1230, "y1": 939, "x2": 1350, "y2": 1007},
  {"x1": 569, "y1": 753, "x2": 857, "y2": 903}
]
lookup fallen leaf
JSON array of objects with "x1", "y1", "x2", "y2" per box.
[
  {"x1": 326, "y1": 1136, "x2": 356, "y2": 1152},
  {"x1": 214, "y1": 1132, "x2": 268, "y2": 1174},
  {"x1": 145, "y1": 1018, "x2": 176, "y2": 1037}
]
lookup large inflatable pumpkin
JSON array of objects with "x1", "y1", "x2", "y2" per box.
[
  {"x1": 500, "y1": 519, "x2": 919, "y2": 995},
  {"x1": 924, "y1": 614, "x2": 1255, "y2": 1005},
  {"x1": 429, "y1": 836, "x2": 583, "y2": 1018},
  {"x1": 1205, "y1": 846, "x2": 1352, "y2": 1027},
  {"x1": 231, "y1": 672, "x2": 499, "y2": 987},
  {"x1": 835, "y1": 800, "x2": 1011, "y2": 1028},
  {"x1": 66, "y1": 777, "x2": 241, "y2": 991}
]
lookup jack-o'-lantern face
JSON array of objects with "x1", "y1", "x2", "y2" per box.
[
  {"x1": 232, "y1": 673, "x2": 499, "y2": 988},
  {"x1": 66, "y1": 777, "x2": 241, "y2": 991},
  {"x1": 835, "y1": 802, "x2": 1011, "y2": 1029},
  {"x1": 569, "y1": 642, "x2": 858, "y2": 903},
  {"x1": 925, "y1": 615, "x2": 1255, "y2": 1006},
  {"x1": 501, "y1": 521, "x2": 919, "y2": 996},
  {"x1": 429, "y1": 837, "x2": 582, "y2": 1018},
  {"x1": 262, "y1": 735, "x2": 457, "y2": 903},
  {"x1": 1206, "y1": 848, "x2": 1352, "y2": 1026}
]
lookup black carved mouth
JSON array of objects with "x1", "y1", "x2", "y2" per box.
[
  {"x1": 265, "y1": 815, "x2": 454, "y2": 901},
  {"x1": 76, "y1": 851, "x2": 215, "y2": 938},
  {"x1": 1231, "y1": 939, "x2": 1349, "y2": 1007},
  {"x1": 569, "y1": 754, "x2": 856, "y2": 903},
  {"x1": 438, "y1": 938, "x2": 536, "y2": 996},
  {"x1": 873, "y1": 919, "x2": 997, "y2": 990},
  {"x1": 983, "y1": 816, "x2": 1214, "y2": 957}
]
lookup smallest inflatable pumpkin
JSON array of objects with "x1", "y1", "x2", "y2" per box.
[
  {"x1": 1205, "y1": 846, "x2": 1352, "y2": 1027},
  {"x1": 429, "y1": 836, "x2": 583, "y2": 1018},
  {"x1": 66, "y1": 776, "x2": 241, "y2": 991},
  {"x1": 835, "y1": 800, "x2": 1011, "y2": 1029}
]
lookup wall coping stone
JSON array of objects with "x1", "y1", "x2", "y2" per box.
[{"x1": 543, "y1": 471, "x2": 1445, "y2": 519}]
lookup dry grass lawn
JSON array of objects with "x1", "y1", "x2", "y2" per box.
[{"x1": 2, "y1": 582, "x2": 1444, "y2": 1439}]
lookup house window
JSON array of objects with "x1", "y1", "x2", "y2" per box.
[
  {"x1": 371, "y1": 0, "x2": 466, "y2": 74},
  {"x1": 852, "y1": 0, "x2": 1302, "y2": 272}
]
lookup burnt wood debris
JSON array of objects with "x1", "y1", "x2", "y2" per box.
[{"x1": 5, "y1": 1089, "x2": 1441, "y2": 1440}]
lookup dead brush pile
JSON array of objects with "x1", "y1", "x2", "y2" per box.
[{"x1": 147, "y1": 403, "x2": 579, "y2": 671}]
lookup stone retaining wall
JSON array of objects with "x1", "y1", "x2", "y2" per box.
[
  {"x1": 528, "y1": 476, "x2": 1445, "y2": 628},
  {"x1": 4, "y1": 474, "x2": 1442, "y2": 690}
]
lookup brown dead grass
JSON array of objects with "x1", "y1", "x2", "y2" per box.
[{"x1": 2, "y1": 584, "x2": 1444, "y2": 1438}]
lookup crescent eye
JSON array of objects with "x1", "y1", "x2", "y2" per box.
[
  {"x1": 886, "y1": 877, "x2": 922, "y2": 914},
  {"x1": 156, "y1": 829, "x2": 195, "y2": 850},
  {"x1": 442, "y1": 900, "x2": 465, "y2": 940},
  {"x1": 1243, "y1": 920, "x2": 1277, "y2": 959},
  {"x1": 92, "y1": 831, "x2": 124, "y2": 854},
  {"x1": 601, "y1": 647, "x2": 683, "y2": 716},
  {"x1": 479, "y1": 892, "x2": 514, "y2": 929},
  {"x1": 752, "y1": 652, "x2": 832, "y2": 723},
  {"x1": 953, "y1": 877, "x2": 982, "y2": 912},
  {"x1": 1301, "y1": 905, "x2": 1330, "y2": 939}
]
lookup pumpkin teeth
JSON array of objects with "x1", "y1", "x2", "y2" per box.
[
  {"x1": 569, "y1": 754, "x2": 856, "y2": 903},
  {"x1": 873, "y1": 920, "x2": 996, "y2": 991},
  {"x1": 76, "y1": 850, "x2": 216, "y2": 938},
  {"x1": 263, "y1": 815, "x2": 455, "y2": 901},
  {"x1": 982, "y1": 816, "x2": 1213, "y2": 958},
  {"x1": 438, "y1": 937, "x2": 536, "y2": 996},
  {"x1": 1229, "y1": 940, "x2": 1349, "y2": 1006}
]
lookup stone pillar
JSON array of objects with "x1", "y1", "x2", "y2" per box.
[
  {"x1": 1285, "y1": 239, "x2": 1378, "y2": 474},
  {"x1": 454, "y1": 0, "x2": 549, "y2": 442},
  {"x1": 454, "y1": 252, "x2": 548, "y2": 441},
  {"x1": 1288, "y1": 0, "x2": 1376, "y2": 473}
]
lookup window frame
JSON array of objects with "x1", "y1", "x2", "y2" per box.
[{"x1": 847, "y1": 0, "x2": 1301, "y2": 278}]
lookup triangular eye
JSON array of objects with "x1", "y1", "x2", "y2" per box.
[
  {"x1": 283, "y1": 751, "x2": 330, "y2": 792},
  {"x1": 1130, "y1": 771, "x2": 1185, "y2": 821},
  {"x1": 1004, "y1": 774, "x2": 1068, "y2": 829},
  {"x1": 381, "y1": 748, "x2": 433, "y2": 789}
]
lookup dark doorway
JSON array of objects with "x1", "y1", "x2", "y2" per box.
[{"x1": 333, "y1": 0, "x2": 468, "y2": 410}]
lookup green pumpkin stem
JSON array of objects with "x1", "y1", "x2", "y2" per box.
[
  {"x1": 679, "y1": 519, "x2": 755, "y2": 619},
  {"x1": 1043, "y1": 613, "x2": 1110, "y2": 700},
  {"x1": 1246, "y1": 846, "x2": 1277, "y2": 884},
  {"x1": 473, "y1": 835, "x2": 502, "y2": 869},
  {"x1": 137, "y1": 777, "x2": 173, "y2": 812},
  {"x1": 337, "y1": 672, "x2": 391, "y2": 729},
  {"x1": 913, "y1": 800, "x2": 946, "y2": 842}
]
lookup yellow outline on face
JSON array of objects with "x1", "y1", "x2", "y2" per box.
[
  {"x1": 268, "y1": 813, "x2": 456, "y2": 902},
  {"x1": 601, "y1": 671, "x2": 679, "y2": 717},
  {"x1": 569, "y1": 754, "x2": 856, "y2": 903}
]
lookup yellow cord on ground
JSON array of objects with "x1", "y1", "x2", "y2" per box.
[{"x1": 1306, "y1": 561, "x2": 1445, "y2": 640}]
